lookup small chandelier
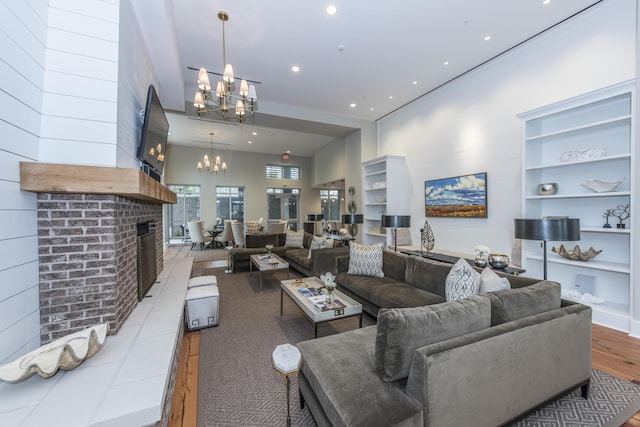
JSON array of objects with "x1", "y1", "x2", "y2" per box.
[
  {"x1": 198, "y1": 132, "x2": 227, "y2": 173},
  {"x1": 193, "y1": 11, "x2": 258, "y2": 122}
]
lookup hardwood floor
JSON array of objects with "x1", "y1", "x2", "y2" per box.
[{"x1": 165, "y1": 246, "x2": 640, "y2": 426}]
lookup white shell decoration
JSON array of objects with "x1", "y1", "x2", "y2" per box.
[
  {"x1": 581, "y1": 178, "x2": 624, "y2": 193},
  {"x1": 552, "y1": 244, "x2": 602, "y2": 261},
  {"x1": 0, "y1": 323, "x2": 109, "y2": 384},
  {"x1": 560, "y1": 148, "x2": 606, "y2": 163}
]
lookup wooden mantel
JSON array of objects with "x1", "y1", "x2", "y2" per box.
[{"x1": 20, "y1": 162, "x2": 177, "y2": 204}]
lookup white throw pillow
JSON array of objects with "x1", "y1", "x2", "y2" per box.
[
  {"x1": 479, "y1": 267, "x2": 511, "y2": 293},
  {"x1": 445, "y1": 258, "x2": 480, "y2": 301},
  {"x1": 284, "y1": 230, "x2": 304, "y2": 249},
  {"x1": 307, "y1": 235, "x2": 332, "y2": 259},
  {"x1": 348, "y1": 242, "x2": 384, "y2": 278}
]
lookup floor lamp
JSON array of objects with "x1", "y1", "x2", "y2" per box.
[
  {"x1": 307, "y1": 213, "x2": 324, "y2": 235},
  {"x1": 382, "y1": 215, "x2": 411, "y2": 252},
  {"x1": 514, "y1": 218, "x2": 580, "y2": 280},
  {"x1": 342, "y1": 214, "x2": 363, "y2": 238}
]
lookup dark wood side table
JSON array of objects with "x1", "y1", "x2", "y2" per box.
[{"x1": 400, "y1": 249, "x2": 525, "y2": 275}]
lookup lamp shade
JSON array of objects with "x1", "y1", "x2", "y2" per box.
[
  {"x1": 382, "y1": 215, "x2": 411, "y2": 228},
  {"x1": 342, "y1": 214, "x2": 363, "y2": 224},
  {"x1": 308, "y1": 214, "x2": 324, "y2": 221},
  {"x1": 514, "y1": 218, "x2": 580, "y2": 241}
]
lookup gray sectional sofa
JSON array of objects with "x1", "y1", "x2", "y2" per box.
[
  {"x1": 229, "y1": 232, "x2": 348, "y2": 276},
  {"x1": 296, "y1": 249, "x2": 592, "y2": 426},
  {"x1": 335, "y1": 250, "x2": 544, "y2": 318}
]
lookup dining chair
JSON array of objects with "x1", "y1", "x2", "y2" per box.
[
  {"x1": 268, "y1": 221, "x2": 286, "y2": 234},
  {"x1": 231, "y1": 221, "x2": 246, "y2": 248},
  {"x1": 215, "y1": 220, "x2": 235, "y2": 247},
  {"x1": 245, "y1": 220, "x2": 261, "y2": 235},
  {"x1": 187, "y1": 221, "x2": 212, "y2": 250}
]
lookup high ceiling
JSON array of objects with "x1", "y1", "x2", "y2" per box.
[{"x1": 135, "y1": 0, "x2": 603, "y2": 157}]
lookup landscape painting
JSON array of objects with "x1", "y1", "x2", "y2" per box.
[{"x1": 425, "y1": 172, "x2": 487, "y2": 218}]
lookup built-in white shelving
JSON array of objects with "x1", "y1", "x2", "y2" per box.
[
  {"x1": 362, "y1": 155, "x2": 409, "y2": 245},
  {"x1": 518, "y1": 80, "x2": 636, "y2": 333}
]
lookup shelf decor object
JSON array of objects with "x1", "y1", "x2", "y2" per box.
[
  {"x1": 552, "y1": 244, "x2": 602, "y2": 261},
  {"x1": 537, "y1": 183, "x2": 558, "y2": 195},
  {"x1": 421, "y1": 219, "x2": 435, "y2": 256},
  {"x1": 488, "y1": 254, "x2": 510, "y2": 269},
  {"x1": 0, "y1": 323, "x2": 109, "y2": 384},
  {"x1": 382, "y1": 215, "x2": 411, "y2": 253},
  {"x1": 559, "y1": 147, "x2": 606, "y2": 162},
  {"x1": 514, "y1": 218, "x2": 581, "y2": 280},
  {"x1": 581, "y1": 178, "x2": 624, "y2": 193}
]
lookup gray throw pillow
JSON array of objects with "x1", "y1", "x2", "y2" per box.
[
  {"x1": 375, "y1": 296, "x2": 491, "y2": 382},
  {"x1": 347, "y1": 242, "x2": 384, "y2": 278},
  {"x1": 445, "y1": 258, "x2": 480, "y2": 301},
  {"x1": 485, "y1": 281, "x2": 561, "y2": 326}
]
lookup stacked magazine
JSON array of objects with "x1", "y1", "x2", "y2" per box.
[{"x1": 298, "y1": 288, "x2": 346, "y2": 311}]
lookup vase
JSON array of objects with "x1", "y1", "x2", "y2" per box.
[
  {"x1": 474, "y1": 256, "x2": 487, "y2": 268},
  {"x1": 325, "y1": 289, "x2": 335, "y2": 305}
]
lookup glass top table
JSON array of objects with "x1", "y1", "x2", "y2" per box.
[{"x1": 280, "y1": 276, "x2": 362, "y2": 338}]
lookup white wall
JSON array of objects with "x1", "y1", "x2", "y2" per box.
[
  {"x1": 0, "y1": 0, "x2": 47, "y2": 364},
  {"x1": 163, "y1": 145, "x2": 315, "y2": 232},
  {"x1": 377, "y1": 0, "x2": 636, "y2": 259}
]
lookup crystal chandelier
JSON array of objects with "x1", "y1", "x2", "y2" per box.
[
  {"x1": 198, "y1": 132, "x2": 227, "y2": 173},
  {"x1": 193, "y1": 11, "x2": 258, "y2": 122}
]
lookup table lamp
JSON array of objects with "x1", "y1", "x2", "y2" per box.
[
  {"x1": 382, "y1": 215, "x2": 411, "y2": 252},
  {"x1": 514, "y1": 217, "x2": 580, "y2": 280},
  {"x1": 341, "y1": 214, "x2": 363, "y2": 237}
]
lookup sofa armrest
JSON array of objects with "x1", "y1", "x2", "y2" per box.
[
  {"x1": 310, "y1": 246, "x2": 349, "y2": 276},
  {"x1": 406, "y1": 303, "x2": 592, "y2": 426}
]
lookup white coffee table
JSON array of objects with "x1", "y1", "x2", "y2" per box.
[
  {"x1": 250, "y1": 253, "x2": 289, "y2": 291},
  {"x1": 280, "y1": 276, "x2": 363, "y2": 338}
]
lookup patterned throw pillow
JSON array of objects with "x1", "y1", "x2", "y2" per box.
[
  {"x1": 479, "y1": 267, "x2": 511, "y2": 293},
  {"x1": 348, "y1": 242, "x2": 384, "y2": 278},
  {"x1": 445, "y1": 258, "x2": 480, "y2": 301},
  {"x1": 284, "y1": 230, "x2": 304, "y2": 249}
]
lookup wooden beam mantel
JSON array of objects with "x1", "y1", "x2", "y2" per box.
[{"x1": 20, "y1": 162, "x2": 176, "y2": 204}]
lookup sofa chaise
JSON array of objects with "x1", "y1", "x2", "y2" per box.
[{"x1": 297, "y1": 281, "x2": 592, "y2": 426}]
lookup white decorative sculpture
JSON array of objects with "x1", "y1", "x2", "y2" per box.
[{"x1": 0, "y1": 323, "x2": 109, "y2": 383}]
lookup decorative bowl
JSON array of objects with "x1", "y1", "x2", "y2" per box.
[
  {"x1": 581, "y1": 178, "x2": 624, "y2": 193},
  {"x1": 552, "y1": 244, "x2": 602, "y2": 261},
  {"x1": 488, "y1": 254, "x2": 510, "y2": 269},
  {"x1": 537, "y1": 183, "x2": 558, "y2": 195}
]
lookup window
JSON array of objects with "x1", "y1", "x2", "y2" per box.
[
  {"x1": 320, "y1": 189, "x2": 341, "y2": 221},
  {"x1": 217, "y1": 186, "x2": 245, "y2": 223},
  {"x1": 267, "y1": 187, "x2": 300, "y2": 231},
  {"x1": 167, "y1": 184, "x2": 201, "y2": 244},
  {"x1": 266, "y1": 164, "x2": 300, "y2": 180}
]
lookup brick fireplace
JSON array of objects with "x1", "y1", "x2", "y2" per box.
[
  {"x1": 37, "y1": 193, "x2": 163, "y2": 342},
  {"x1": 20, "y1": 162, "x2": 176, "y2": 343}
]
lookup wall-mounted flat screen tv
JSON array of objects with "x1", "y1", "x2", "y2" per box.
[{"x1": 137, "y1": 84, "x2": 169, "y2": 176}]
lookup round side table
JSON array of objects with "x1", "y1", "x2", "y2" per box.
[{"x1": 272, "y1": 344, "x2": 302, "y2": 427}]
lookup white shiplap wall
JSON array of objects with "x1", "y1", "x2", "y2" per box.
[
  {"x1": 0, "y1": 0, "x2": 47, "y2": 364},
  {"x1": 40, "y1": 0, "x2": 120, "y2": 166}
]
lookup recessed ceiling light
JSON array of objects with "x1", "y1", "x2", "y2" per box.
[
  {"x1": 444, "y1": 61, "x2": 449, "y2": 65},
  {"x1": 252, "y1": 132, "x2": 257, "y2": 136},
  {"x1": 326, "y1": 5, "x2": 337, "y2": 15},
  {"x1": 543, "y1": 0, "x2": 551, "y2": 4},
  {"x1": 286, "y1": 150, "x2": 291, "y2": 154},
  {"x1": 291, "y1": 65, "x2": 300, "y2": 72},
  {"x1": 412, "y1": 81, "x2": 418, "y2": 85},
  {"x1": 350, "y1": 103, "x2": 356, "y2": 108},
  {"x1": 388, "y1": 96, "x2": 393, "y2": 99},
  {"x1": 370, "y1": 107, "x2": 374, "y2": 111},
  {"x1": 484, "y1": 35, "x2": 491, "y2": 41},
  {"x1": 247, "y1": 141, "x2": 252, "y2": 144}
]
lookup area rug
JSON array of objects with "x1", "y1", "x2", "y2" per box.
[{"x1": 196, "y1": 268, "x2": 640, "y2": 427}]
